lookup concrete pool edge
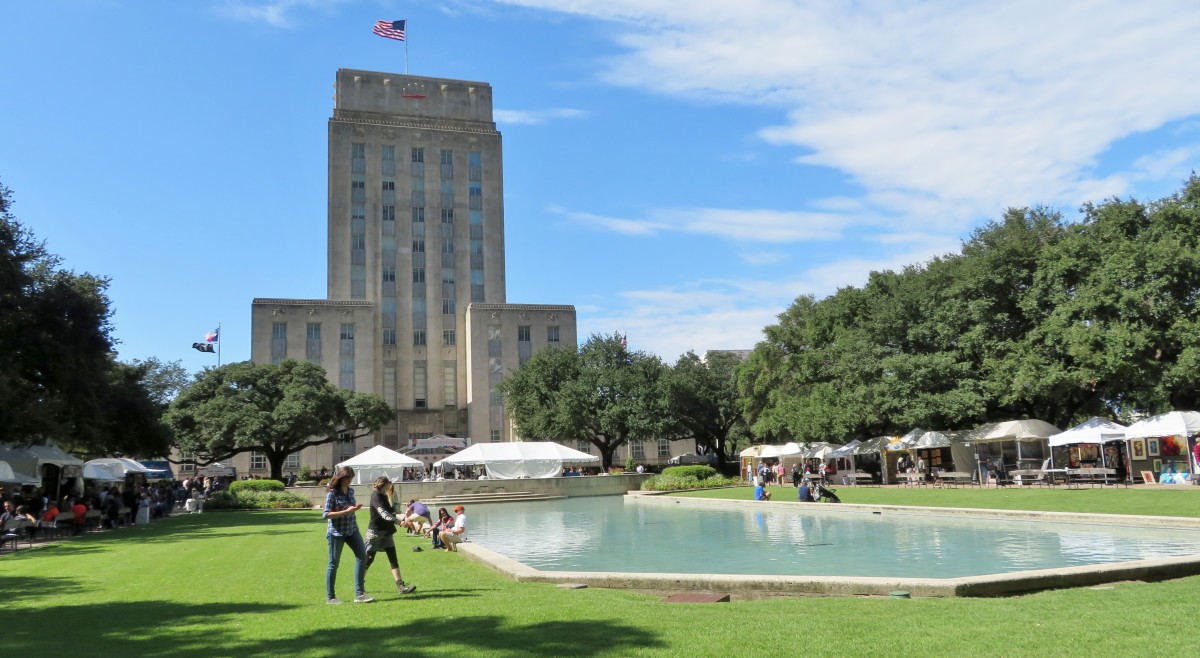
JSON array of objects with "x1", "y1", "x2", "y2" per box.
[{"x1": 455, "y1": 494, "x2": 1200, "y2": 598}]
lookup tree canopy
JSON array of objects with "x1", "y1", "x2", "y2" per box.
[
  {"x1": 664, "y1": 350, "x2": 751, "y2": 464},
  {"x1": 499, "y1": 333, "x2": 672, "y2": 468},
  {"x1": 737, "y1": 176, "x2": 1200, "y2": 441},
  {"x1": 164, "y1": 359, "x2": 394, "y2": 480},
  {"x1": 0, "y1": 178, "x2": 171, "y2": 458}
]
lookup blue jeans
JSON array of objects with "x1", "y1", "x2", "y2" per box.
[{"x1": 326, "y1": 532, "x2": 368, "y2": 599}]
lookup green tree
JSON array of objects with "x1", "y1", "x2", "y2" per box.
[
  {"x1": 165, "y1": 359, "x2": 394, "y2": 480},
  {"x1": 500, "y1": 333, "x2": 672, "y2": 468},
  {"x1": 0, "y1": 178, "x2": 160, "y2": 455},
  {"x1": 666, "y1": 350, "x2": 751, "y2": 465}
]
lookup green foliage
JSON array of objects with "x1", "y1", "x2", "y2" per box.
[
  {"x1": 203, "y1": 489, "x2": 310, "y2": 510},
  {"x1": 640, "y1": 473, "x2": 738, "y2": 491},
  {"x1": 0, "y1": 178, "x2": 171, "y2": 457},
  {"x1": 297, "y1": 465, "x2": 312, "y2": 481},
  {"x1": 624, "y1": 455, "x2": 636, "y2": 471},
  {"x1": 737, "y1": 177, "x2": 1200, "y2": 438},
  {"x1": 661, "y1": 465, "x2": 717, "y2": 480},
  {"x1": 165, "y1": 359, "x2": 394, "y2": 480},
  {"x1": 229, "y1": 479, "x2": 285, "y2": 493},
  {"x1": 500, "y1": 332, "x2": 672, "y2": 468},
  {"x1": 665, "y1": 350, "x2": 751, "y2": 463}
]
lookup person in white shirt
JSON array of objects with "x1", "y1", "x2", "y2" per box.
[{"x1": 442, "y1": 504, "x2": 467, "y2": 552}]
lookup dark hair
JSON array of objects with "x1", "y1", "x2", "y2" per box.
[
  {"x1": 437, "y1": 507, "x2": 450, "y2": 518},
  {"x1": 326, "y1": 466, "x2": 355, "y2": 492}
]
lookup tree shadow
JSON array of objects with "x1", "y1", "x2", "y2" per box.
[
  {"x1": 236, "y1": 615, "x2": 663, "y2": 657},
  {"x1": 0, "y1": 600, "x2": 295, "y2": 657},
  {"x1": 0, "y1": 575, "x2": 84, "y2": 603},
  {"x1": 17, "y1": 510, "x2": 318, "y2": 552}
]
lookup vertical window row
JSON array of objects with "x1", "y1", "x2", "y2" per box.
[
  {"x1": 383, "y1": 360, "x2": 397, "y2": 409},
  {"x1": 468, "y1": 151, "x2": 484, "y2": 302},
  {"x1": 488, "y1": 324, "x2": 503, "y2": 407},
  {"x1": 517, "y1": 324, "x2": 531, "y2": 366},
  {"x1": 443, "y1": 360, "x2": 457, "y2": 408},
  {"x1": 412, "y1": 149, "x2": 426, "y2": 345},
  {"x1": 350, "y1": 143, "x2": 367, "y2": 300},
  {"x1": 271, "y1": 322, "x2": 287, "y2": 365},
  {"x1": 413, "y1": 360, "x2": 427, "y2": 408},
  {"x1": 306, "y1": 322, "x2": 321, "y2": 364},
  {"x1": 339, "y1": 323, "x2": 355, "y2": 390}
]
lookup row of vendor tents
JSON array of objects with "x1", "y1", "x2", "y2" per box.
[
  {"x1": 0, "y1": 443, "x2": 177, "y2": 496},
  {"x1": 740, "y1": 412, "x2": 1200, "y2": 482}
]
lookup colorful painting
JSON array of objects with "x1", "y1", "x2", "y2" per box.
[
  {"x1": 1191, "y1": 437, "x2": 1200, "y2": 475},
  {"x1": 1147, "y1": 437, "x2": 1161, "y2": 457},
  {"x1": 1153, "y1": 459, "x2": 1163, "y2": 473},
  {"x1": 1130, "y1": 439, "x2": 1146, "y2": 460},
  {"x1": 1159, "y1": 435, "x2": 1187, "y2": 457},
  {"x1": 1078, "y1": 443, "x2": 1100, "y2": 462}
]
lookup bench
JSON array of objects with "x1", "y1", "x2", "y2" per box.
[
  {"x1": 935, "y1": 471, "x2": 974, "y2": 487},
  {"x1": 899, "y1": 472, "x2": 924, "y2": 487},
  {"x1": 1066, "y1": 467, "x2": 1121, "y2": 488},
  {"x1": 1008, "y1": 469, "x2": 1050, "y2": 487},
  {"x1": 845, "y1": 472, "x2": 877, "y2": 486}
]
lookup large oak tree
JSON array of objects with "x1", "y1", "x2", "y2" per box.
[{"x1": 165, "y1": 359, "x2": 394, "y2": 480}]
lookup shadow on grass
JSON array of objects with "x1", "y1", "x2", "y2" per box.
[
  {"x1": 0, "y1": 600, "x2": 296, "y2": 657},
  {"x1": 238, "y1": 615, "x2": 663, "y2": 657},
  {"x1": 2, "y1": 511, "x2": 319, "y2": 555},
  {"x1": 0, "y1": 575, "x2": 84, "y2": 603}
]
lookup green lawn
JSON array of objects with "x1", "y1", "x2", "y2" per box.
[
  {"x1": 675, "y1": 484, "x2": 1200, "y2": 517},
  {"x1": 2, "y1": 501, "x2": 1199, "y2": 657}
]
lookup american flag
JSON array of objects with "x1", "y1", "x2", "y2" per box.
[{"x1": 373, "y1": 19, "x2": 406, "y2": 41}]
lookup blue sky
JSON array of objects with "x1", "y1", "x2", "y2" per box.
[{"x1": 3, "y1": 1, "x2": 1200, "y2": 374}]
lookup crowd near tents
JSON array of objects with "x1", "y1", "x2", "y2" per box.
[{"x1": 738, "y1": 412, "x2": 1200, "y2": 486}]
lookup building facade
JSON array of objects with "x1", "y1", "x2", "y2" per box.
[{"x1": 235, "y1": 69, "x2": 578, "y2": 476}]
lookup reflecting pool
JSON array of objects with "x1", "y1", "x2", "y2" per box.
[{"x1": 467, "y1": 496, "x2": 1200, "y2": 578}]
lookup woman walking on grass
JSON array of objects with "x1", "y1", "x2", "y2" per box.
[
  {"x1": 322, "y1": 466, "x2": 374, "y2": 604},
  {"x1": 364, "y1": 476, "x2": 417, "y2": 595}
]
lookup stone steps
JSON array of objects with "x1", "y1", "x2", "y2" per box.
[{"x1": 420, "y1": 492, "x2": 566, "y2": 505}]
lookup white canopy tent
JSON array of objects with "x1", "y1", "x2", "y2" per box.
[
  {"x1": 85, "y1": 458, "x2": 150, "y2": 478},
  {"x1": 1048, "y1": 417, "x2": 1128, "y2": 447},
  {"x1": 196, "y1": 463, "x2": 237, "y2": 477},
  {"x1": 0, "y1": 443, "x2": 84, "y2": 482},
  {"x1": 337, "y1": 445, "x2": 425, "y2": 485},
  {"x1": 434, "y1": 441, "x2": 599, "y2": 480},
  {"x1": 1125, "y1": 411, "x2": 1200, "y2": 439},
  {"x1": 82, "y1": 462, "x2": 123, "y2": 482},
  {"x1": 0, "y1": 460, "x2": 39, "y2": 486}
]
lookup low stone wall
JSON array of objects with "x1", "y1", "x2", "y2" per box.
[{"x1": 292, "y1": 473, "x2": 653, "y2": 507}]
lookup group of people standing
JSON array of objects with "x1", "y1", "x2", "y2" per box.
[{"x1": 321, "y1": 466, "x2": 468, "y2": 604}]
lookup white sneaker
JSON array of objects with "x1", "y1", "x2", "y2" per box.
[{"x1": 353, "y1": 593, "x2": 376, "y2": 603}]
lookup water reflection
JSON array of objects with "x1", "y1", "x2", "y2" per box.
[{"x1": 468, "y1": 498, "x2": 1200, "y2": 578}]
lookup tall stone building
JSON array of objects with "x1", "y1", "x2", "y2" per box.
[{"x1": 239, "y1": 68, "x2": 576, "y2": 475}]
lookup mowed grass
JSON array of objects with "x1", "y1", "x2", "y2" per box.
[
  {"x1": 2, "y1": 497, "x2": 1199, "y2": 658},
  {"x1": 674, "y1": 484, "x2": 1200, "y2": 517}
]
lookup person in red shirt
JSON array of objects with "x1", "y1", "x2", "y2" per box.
[{"x1": 70, "y1": 498, "x2": 88, "y2": 535}]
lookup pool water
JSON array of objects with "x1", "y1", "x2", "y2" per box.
[{"x1": 467, "y1": 496, "x2": 1200, "y2": 578}]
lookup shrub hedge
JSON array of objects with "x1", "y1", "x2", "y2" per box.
[
  {"x1": 229, "y1": 480, "x2": 285, "y2": 494},
  {"x1": 204, "y1": 489, "x2": 310, "y2": 510},
  {"x1": 640, "y1": 473, "x2": 739, "y2": 492},
  {"x1": 661, "y1": 465, "x2": 717, "y2": 480}
]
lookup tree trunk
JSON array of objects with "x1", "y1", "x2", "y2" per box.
[
  {"x1": 266, "y1": 450, "x2": 288, "y2": 482},
  {"x1": 597, "y1": 442, "x2": 616, "y2": 470}
]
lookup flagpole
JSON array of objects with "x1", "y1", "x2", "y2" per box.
[
  {"x1": 405, "y1": 24, "x2": 409, "y2": 74},
  {"x1": 217, "y1": 322, "x2": 222, "y2": 367}
]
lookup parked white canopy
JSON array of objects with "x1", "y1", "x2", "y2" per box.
[
  {"x1": 1048, "y1": 417, "x2": 1128, "y2": 447},
  {"x1": 1125, "y1": 411, "x2": 1200, "y2": 439},
  {"x1": 0, "y1": 460, "x2": 39, "y2": 486},
  {"x1": 434, "y1": 441, "x2": 599, "y2": 480},
  {"x1": 337, "y1": 445, "x2": 424, "y2": 484}
]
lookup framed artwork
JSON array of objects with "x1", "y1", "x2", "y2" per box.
[
  {"x1": 1159, "y1": 435, "x2": 1187, "y2": 458},
  {"x1": 1130, "y1": 439, "x2": 1146, "y2": 460},
  {"x1": 1147, "y1": 438, "x2": 1161, "y2": 457},
  {"x1": 1078, "y1": 443, "x2": 1100, "y2": 462},
  {"x1": 1153, "y1": 459, "x2": 1163, "y2": 473},
  {"x1": 1140, "y1": 470, "x2": 1155, "y2": 483}
]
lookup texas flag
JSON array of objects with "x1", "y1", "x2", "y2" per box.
[{"x1": 205, "y1": 327, "x2": 220, "y2": 343}]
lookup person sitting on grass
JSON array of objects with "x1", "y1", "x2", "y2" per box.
[
  {"x1": 441, "y1": 504, "x2": 467, "y2": 552},
  {"x1": 754, "y1": 480, "x2": 772, "y2": 501},
  {"x1": 429, "y1": 507, "x2": 453, "y2": 550},
  {"x1": 798, "y1": 481, "x2": 812, "y2": 502}
]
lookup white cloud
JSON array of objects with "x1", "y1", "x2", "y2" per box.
[
  {"x1": 560, "y1": 206, "x2": 853, "y2": 242},
  {"x1": 580, "y1": 241, "x2": 957, "y2": 360},
  {"x1": 216, "y1": 0, "x2": 348, "y2": 28},
  {"x1": 494, "y1": 108, "x2": 588, "y2": 124},
  {"x1": 739, "y1": 250, "x2": 788, "y2": 266},
  {"x1": 495, "y1": 0, "x2": 1200, "y2": 232}
]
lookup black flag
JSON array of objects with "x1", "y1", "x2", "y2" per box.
[{"x1": 192, "y1": 342, "x2": 215, "y2": 353}]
